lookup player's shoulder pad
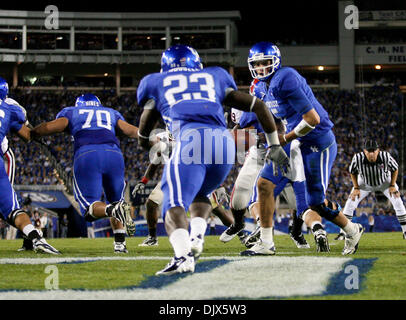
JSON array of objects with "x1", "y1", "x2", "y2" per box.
[
  {"x1": 204, "y1": 66, "x2": 237, "y2": 89},
  {"x1": 272, "y1": 66, "x2": 301, "y2": 93},
  {"x1": 137, "y1": 72, "x2": 161, "y2": 104},
  {"x1": 56, "y1": 106, "x2": 75, "y2": 118}
]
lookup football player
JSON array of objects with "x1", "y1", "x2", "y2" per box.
[
  {"x1": 137, "y1": 44, "x2": 288, "y2": 275},
  {"x1": 31, "y1": 93, "x2": 138, "y2": 253},
  {"x1": 133, "y1": 132, "x2": 244, "y2": 247},
  {"x1": 0, "y1": 77, "x2": 40, "y2": 251},
  {"x1": 0, "y1": 96, "x2": 60, "y2": 254},
  {"x1": 222, "y1": 79, "x2": 309, "y2": 249},
  {"x1": 242, "y1": 42, "x2": 364, "y2": 255}
]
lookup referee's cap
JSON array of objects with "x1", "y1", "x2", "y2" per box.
[{"x1": 364, "y1": 139, "x2": 379, "y2": 152}]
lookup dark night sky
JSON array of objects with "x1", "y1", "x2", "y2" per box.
[{"x1": 2, "y1": 0, "x2": 406, "y2": 45}]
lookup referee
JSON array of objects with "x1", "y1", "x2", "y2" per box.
[{"x1": 340, "y1": 140, "x2": 406, "y2": 239}]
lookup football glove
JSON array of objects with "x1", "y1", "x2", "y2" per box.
[
  {"x1": 213, "y1": 186, "x2": 230, "y2": 205},
  {"x1": 132, "y1": 178, "x2": 148, "y2": 197},
  {"x1": 265, "y1": 145, "x2": 290, "y2": 177}
]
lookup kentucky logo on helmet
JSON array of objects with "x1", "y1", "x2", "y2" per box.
[
  {"x1": 75, "y1": 93, "x2": 102, "y2": 107},
  {"x1": 161, "y1": 45, "x2": 203, "y2": 72}
]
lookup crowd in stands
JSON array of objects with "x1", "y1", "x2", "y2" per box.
[{"x1": 6, "y1": 84, "x2": 405, "y2": 217}]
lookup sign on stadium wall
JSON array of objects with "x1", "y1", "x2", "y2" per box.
[
  {"x1": 17, "y1": 190, "x2": 72, "y2": 209},
  {"x1": 357, "y1": 44, "x2": 406, "y2": 64}
]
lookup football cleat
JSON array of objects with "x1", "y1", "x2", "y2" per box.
[
  {"x1": 342, "y1": 224, "x2": 364, "y2": 255},
  {"x1": 138, "y1": 236, "x2": 159, "y2": 247},
  {"x1": 403, "y1": 232, "x2": 406, "y2": 240},
  {"x1": 114, "y1": 241, "x2": 128, "y2": 253},
  {"x1": 243, "y1": 225, "x2": 261, "y2": 248},
  {"x1": 17, "y1": 238, "x2": 34, "y2": 252},
  {"x1": 334, "y1": 233, "x2": 345, "y2": 241},
  {"x1": 156, "y1": 252, "x2": 195, "y2": 276},
  {"x1": 314, "y1": 229, "x2": 330, "y2": 252},
  {"x1": 289, "y1": 232, "x2": 310, "y2": 249},
  {"x1": 237, "y1": 230, "x2": 249, "y2": 245},
  {"x1": 219, "y1": 224, "x2": 245, "y2": 243},
  {"x1": 240, "y1": 239, "x2": 276, "y2": 256},
  {"x1": 190, "y1": 235, "x2": 204, "y2": 260},
  {"x1": 33, "y1": 238, "x2": 61, "y2": 255},
  {"x1": 106, "y1": 201, "x2": 136, "y2": 236}
]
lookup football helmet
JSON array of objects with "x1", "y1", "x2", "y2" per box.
[
  {"x1": 161, "y1": 44, "x2": 203, "y2": 72},
  {"x1": 75, "y1": 93, "x2": 102, "y2": 107},
  {"x1": 248, "y1": 42, "x2": 281, "y2": 81},
  {"x1": 0, "y1": 77, "x2": 9, "y2": 100}
]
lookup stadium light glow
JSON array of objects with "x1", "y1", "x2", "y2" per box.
[
  {"x1": 375, "y1": 65, "x2": 382, "y2": 70},
  {"x1": 317, "y1": 66, "x2": 325, "y2": 71}
]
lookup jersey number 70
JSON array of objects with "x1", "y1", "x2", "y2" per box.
[{"x1": 163, "y1": 73, "x2": 216, "y2": 107}]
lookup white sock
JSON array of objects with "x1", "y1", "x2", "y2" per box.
[
  {"x1": 169, "y1": 228, "x2": 191, "y2": 258},
  {"x1": 396, "y1": 214, "x2": 406, "y2": 233},
  {"x1": 343, "y1": 221, "x2": 358, "y2": 237},
  {"x1": 260, "y1": 227, "x2": 273, "y2": 244},
  {"x1": 190, "y1": 217, "x2": 207, "y2": 240},
  {"x1": 113, "y1": 229, "x2": 126, "y2": 234},
  {"x1": 22, "y1": 224, "x2": 36, "y2": 238}
]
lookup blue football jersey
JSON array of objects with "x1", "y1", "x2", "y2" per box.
[
  {"x1": 0, "y1": 99, "x2": 26, "y2": 142},
  {"x1": 56, "y1": 105, "x2": 124, "y2": 153},
  {"x1": 263, "y1": 67, "x2": 334, "y2": 147},
  {"x1": 137, "y1": 66, "x2": 237, "y2": 138}
]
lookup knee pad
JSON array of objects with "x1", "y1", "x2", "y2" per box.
[
  {"x1": 310, "y1": 202, "x2": 341, "y2": 221},
  {"x1": 6, "y1": 209, "x2": 27, "y2": 228}
]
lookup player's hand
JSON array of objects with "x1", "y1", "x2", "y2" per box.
[
  {"x1": 350, "y1": 188, "x2": 360, "y2": 201},
  {"x1": 213, "y1": 186, "x2": 230, "y2": 205},
  {"x1": 278, "y1": 134, "x2": 288, "y2": 147},
  {"x1": 265, "y1": 145, "x2": 290, "y2": 177},
  {"x1": 132, "y1": 181, "x2": 147, "y2": 197},
  {"x1": 389, "y1": 186, "x2": 400, "y2": 198}
]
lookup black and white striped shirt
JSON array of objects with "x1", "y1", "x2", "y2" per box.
[{"x1": 348, "y1": 151, "x2": 398, "y2": 187}]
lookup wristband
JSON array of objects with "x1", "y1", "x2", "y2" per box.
[
  {"x1": 354, "y1": 187, "x2": 360, "y2": 190},
  {"x1": 141, "y1": 176, "x2": 149, "y2": 184},
  {"x1": 265, "y1": 131, "x2": 279, "y2": 146},
  {"x1": 389, "y1": 185, "x2": 395, "y2": 187},
  {"x1": 293, "y1": 119, "x2": 315, "y2": 137}
]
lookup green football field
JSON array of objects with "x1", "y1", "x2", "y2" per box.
[{"x1": 0, "y1": 232, "x2": 405, "y2": 300}]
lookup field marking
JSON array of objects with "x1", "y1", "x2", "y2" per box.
[
  {"x1": 0, "y1": 255, "x2": 304, "y2": 264},
  {"x1": 0, "y1": 256, "x2": 362, "y2": 300}
]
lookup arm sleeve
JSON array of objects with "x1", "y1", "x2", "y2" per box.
[
  {"x1": 349, "y1": 154, "x2": 359, "y2": 174},
  {"x1": 137, "y1": 75, "x2": 156, "y2": 108},
  {"x1": 212, "y1": 67, "x2": 238, "y2": 99},
  {"x1": 114, "y1": 110, "x2": 125, "y2": 122},
  {"x1": 9, "y1": 107, "x2": 25, "y2": 132},
  {"x1": 238, "y1": 112, "x2": 257, "y2": 129},
  {"x1": 385, "y1": 152, "x2": 398, "y2": 172},
  {"x1": 56, "y1": 108, "x2": 70, "y2": 120}
]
